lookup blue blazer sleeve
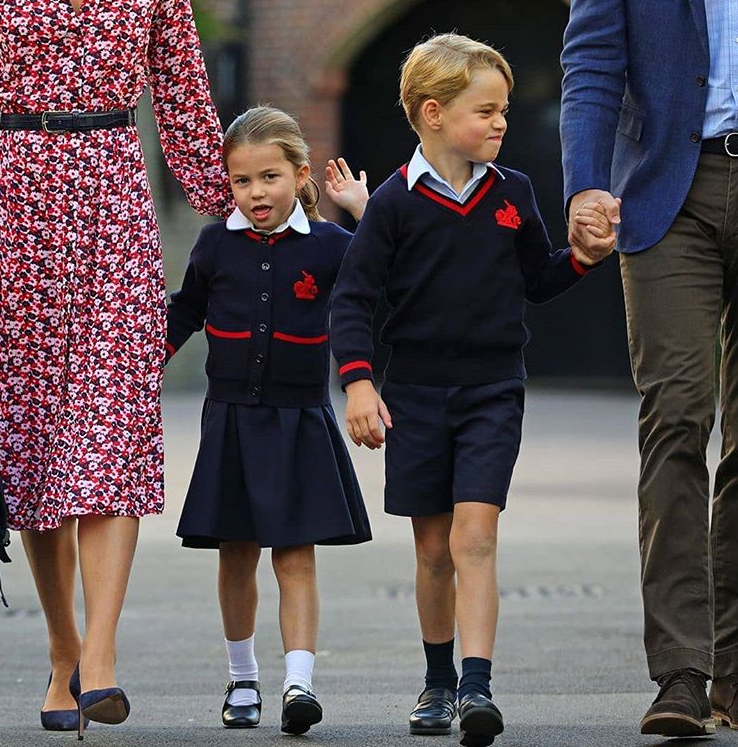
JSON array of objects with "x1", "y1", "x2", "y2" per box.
[{"x1": 560, "y1": 0, "x2": 628, "y2": 210}]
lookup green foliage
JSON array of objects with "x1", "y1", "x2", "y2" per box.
[{"x1": 191, "y1": 0, "x2": 221, "y2": 43}]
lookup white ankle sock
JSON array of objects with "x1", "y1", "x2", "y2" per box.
[
  {"x1": 284, "y1": 649, "x2": 315, "y2": 694},
  {"x1": 225, "y1": 636, "x2": 259, "y2": 706}
]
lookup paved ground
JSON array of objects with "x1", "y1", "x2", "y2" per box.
[{"x1": 0, "y1": 387, "x2": 730, "y2": 746}]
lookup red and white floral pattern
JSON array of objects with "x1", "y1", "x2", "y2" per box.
[{"x1": 0, "y1": 0, "x2": 231, "y2": 531}]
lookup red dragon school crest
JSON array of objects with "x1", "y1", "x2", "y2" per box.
[
  {"x1": 495, "y1": 200, "x2": 522, "y2": 229},
  {"x1": 293, "y1": 271, "x2": 319, "y2": 300}
]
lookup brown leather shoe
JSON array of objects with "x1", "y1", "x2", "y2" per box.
[
  {"x1": 640, "y1": 669, "x2": 716, "y2": 737},
  {"x1": 710, "y1": 674, "x2": 738, "y2": 729}
]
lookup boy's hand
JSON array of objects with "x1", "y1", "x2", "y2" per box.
[
  {"x1": 571, "y1": 198, "x2": 621, "y2": 264},
  {"x1": 325, "y1": 158, "x2": 369, "y2": 222},
  {"x1": 344, "y1": 379, "x2": 392, "y2": 449}
]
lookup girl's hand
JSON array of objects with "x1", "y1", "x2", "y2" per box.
[
  {"x1": 325, "y1": 158, "x2": 369, "y2": 222},
  {"x1": 344, "y1": 379, "x2": 392, "y2": 449}
]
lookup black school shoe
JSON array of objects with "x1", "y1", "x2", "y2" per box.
[
  {"x1": 409, "y1": 687, "x2": 457, "y2": 735},
  {"x1": 222, "y1": 680, "x2": 261, "y2": 728},
  {"x1": 281, "y1": 685, "x2": 323, "y2": 734},
  {"x1": 458, "y1": 693, "x2": 504, "y2": 747},
  {"x1": 639, "y1": 668, "x2": 716, "y2": 737}
]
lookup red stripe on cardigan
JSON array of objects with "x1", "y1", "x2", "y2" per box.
[
  {"x1": 205, "y1": 324, "x2": 252, "y2": 339},
  {"x1": 272, "y1": 332, "x2": 328, "y2": 345}
]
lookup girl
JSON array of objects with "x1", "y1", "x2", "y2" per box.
[{"x1": 165, "y1": 106, "x2": 371, "y2": 734}]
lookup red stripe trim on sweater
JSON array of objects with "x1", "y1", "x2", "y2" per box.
[
  {"x1": 205, "y1": 324, "x2": 252, "y2": 339},
  {"x1": 165, "y1": 341, "x2": 176, "y2": 356},
  {"x1": 339, "y1": 360, "x2": 373, "y2": 376},
  {"x1": 570, "y1": 253, "x2": 589, "y2": 277},
  {"x1": 244, "y1": 227, "x2": 293, "y2": 245},
  {"x1": 273, "y1": 332, "x2": 328, "y2": 345},
  {"x1": 398, "y1": 163, "x2": 497, "y2": 217}
]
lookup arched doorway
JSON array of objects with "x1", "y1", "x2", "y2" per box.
[{"x1": 340, "y1": 0, "x2": 630, "y2": 381}]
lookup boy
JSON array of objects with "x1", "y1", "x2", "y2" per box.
[{"x1": 330, "y1": 33, "x2": 615, "y2": 747}]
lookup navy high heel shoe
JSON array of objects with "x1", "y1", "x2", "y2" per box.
[
  {"x1": 69, "y1": 664, "x2": 130, "y2": 741},
  {"x1": 40, "y1": 672, "x2": 89, "y2": 731}
]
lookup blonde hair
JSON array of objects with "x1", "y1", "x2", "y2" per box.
[
  {"x1": 223, "y1": 105, "x2": 322, "y2": 221},
  {"x1": 400, "y1": 32, "x2": 514, "y2": 133}
]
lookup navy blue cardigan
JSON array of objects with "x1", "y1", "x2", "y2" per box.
[
  {"x1": 330, "y1": 164, "x2": 593, "y2": 388},
  {"x1": 167, "y1": 220, "x2": 352, "y2": 407}
]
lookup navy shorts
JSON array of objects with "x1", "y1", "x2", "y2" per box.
[{"x1": 382, "y1": 379, "x2": 525, "y2": 516}]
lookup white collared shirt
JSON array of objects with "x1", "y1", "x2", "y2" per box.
[
  {"x1": 406, "y1": 144, "x2": 505, "y2": 204},
  {"x1": 225, "y1": 199, "x2": 311, "y2": 235}
]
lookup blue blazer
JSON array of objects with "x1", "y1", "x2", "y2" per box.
[{"x1": 560, "y1": 0, "x2": 710, "y2": 253}]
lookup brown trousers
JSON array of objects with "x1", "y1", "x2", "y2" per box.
[{"x1": 620, "y1": 152, "x2": 738, "y2": 680}]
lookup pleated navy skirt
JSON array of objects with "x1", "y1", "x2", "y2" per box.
[{"x1": 176, "y1": 399, "x2": 372, "y2": 548}]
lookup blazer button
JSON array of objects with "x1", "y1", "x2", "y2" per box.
[
  {"x1": 262, "y1": 262, "x2": 271, "y2": 271},
  {"x1": 259, "y1": 323, "x2": 267, "y2": 333},
  {"x1": 696, "y1": 76, "x2": 706, "y2": 87},
  {"x1": 255, "y1": 353, "x2": 265, "y2": 364},
  {"x1": 261, "y1": 292, "x2": 269, "y2": 302},
  {"x1": 250, "y1": 385, "x2": 260, "y2": 397},
  {"x1": 690, "y1": 132, "x2": 701, "y2": 143}
]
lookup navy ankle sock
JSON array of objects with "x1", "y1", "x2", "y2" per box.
[
  {"x1": 423, "y1": 639, "x2": 458, "y2": 692},
  {"x1": 458, "y1": 657, "x2": 491, "y2": 700}
]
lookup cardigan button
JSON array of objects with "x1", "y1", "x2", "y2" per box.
[
  {"x1": 259, "y1": 323, "x2": 267, "y2": 333},
  {"x1": 250, "y1": 386, "x2": 260, "y2": 397},
  {"x1": 690, "y1": 131, "x2": 701, "y2": 143},
  {"x1": 696, "y1": 76, "x2": 706, "y2": 87},
  {"x1": 261, "y1": 262, "x2": 270, "y2": 271},
  {"x1": 255, "y1": 354, "x2": 264, "y2": 364},
  {"x1": 261, "y1": 292, "x2": 269, "y2": 302}
]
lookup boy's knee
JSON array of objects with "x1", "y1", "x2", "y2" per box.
[
  {"x1": 450, "y1": 530, "x2": 497, "y2": 563},
  {"x1": 416, "y1": 545, "x2": 455, "y2": 577}
]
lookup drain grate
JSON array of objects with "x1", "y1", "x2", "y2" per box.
[{"x1": 375, "y1": 583, "x2": 603, "y2": 600}]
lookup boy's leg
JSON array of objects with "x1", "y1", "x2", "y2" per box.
[
  {"x1": 219, "y1": 541, "x2": 261, "y2": 720},
  {"x1": 272, "y1": 544, "x2": 323, "y2": 734},
  {"x1": 382, "y1": 381, "x2": 458, "y2": 733},
  {"x1": 412, "y1": 513, "x2": 458, "y2": 688}
]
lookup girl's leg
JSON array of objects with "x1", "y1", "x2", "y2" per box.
[
  {"x1": 219, "y1": 541, "x2": 261, "y2": 641},
  {"x1": 21, "y1": 518, "x2": 82, "y2": 711},
  {"x1": 272, "y1": 544, "x2": 318, "y2": 654},
  {"x1": 76, "y1": 515, "x2": 139, "y2": 692},
  {"x1": 272, "y1": 544, "x2": 322, "y2": 735},
  {"x1": 449, "y1": 502, "x2": 500, "y2": 699},
  {"x1": 219, "y1": 541, "x2": 261, "y2": 709}
]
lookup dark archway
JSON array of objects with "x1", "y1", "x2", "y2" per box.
[{"x1": 340, "y1": 0, "x2": 631, "y2": 382}]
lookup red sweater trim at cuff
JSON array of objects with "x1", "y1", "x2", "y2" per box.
[{"x1": 339, "y1": 360, "x2": 373, "y2": 376}]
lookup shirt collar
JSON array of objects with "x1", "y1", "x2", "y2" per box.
[
  {"x1": 226, "y1": 199, "x2": 311, "y2": 235},
  {"x1": 405, "y1": 143, "x2": 505, "y2": 191}
]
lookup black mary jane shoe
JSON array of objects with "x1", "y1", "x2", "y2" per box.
[
  {"x1": 222, "y1": 680, "x2": 262, "y2": 728},
  {"x1": 281, "y1": 685, "x2": 323, "y2": 735},
  {"x1": 409, "y1": 687, "x2": 457, "y2": 735},
  {"x1": 458, "y1": 693, "x2": 504, "y2": 747}
]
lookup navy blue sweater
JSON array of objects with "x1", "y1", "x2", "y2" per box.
[
  {"x1": 330, "y1": 164, "x2": 593, "y2": 387},
  {"x1": 167, "y1": 220, "x2": 352, "y2": 407}
]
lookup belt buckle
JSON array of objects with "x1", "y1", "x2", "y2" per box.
[
  {"x1": 41, "y1": 110, "x2": 71, "y2": 134},
  {"x1": 724, "y1": 132, "x2": 738, "y2": 157}
]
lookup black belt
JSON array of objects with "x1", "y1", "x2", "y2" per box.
[
  {"x1": 0, "y1": 108, "x2": 137, "y2": 133},
  {"x1": 701, "y1": 133, "x2": 738, "y2": 157}
]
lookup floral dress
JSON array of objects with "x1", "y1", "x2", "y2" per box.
[{"x1": 0, "y1": 0, "x2": 231, "y2": 531}]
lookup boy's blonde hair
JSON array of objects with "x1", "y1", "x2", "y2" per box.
[
  {"x1": 223, "y1": 105, "x2": 322, "y2": 221},
  {"x1": 400, "y1": 33, "x2": 514, "y2": 133}
]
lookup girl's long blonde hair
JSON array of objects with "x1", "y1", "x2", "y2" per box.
[{"x1": 223, "y1": 106, "x2": 322, "y2": 221}]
